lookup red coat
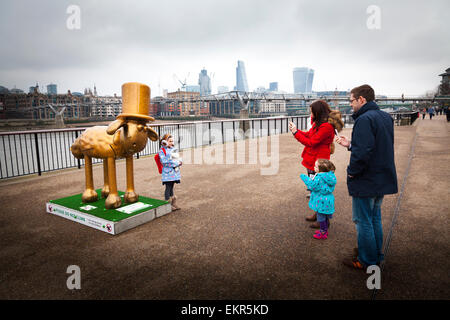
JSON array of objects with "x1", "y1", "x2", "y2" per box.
[{"x1": 293, "y1": 122, "x2": 335, "y2": 171}]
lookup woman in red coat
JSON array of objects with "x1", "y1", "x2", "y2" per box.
[{"x1": 289, "y1": 100, "x2": 343, "y2": 227}]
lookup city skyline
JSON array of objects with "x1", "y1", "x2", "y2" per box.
[{"x1": 0, "y1": 0, "x2": 449, "y2": 97}]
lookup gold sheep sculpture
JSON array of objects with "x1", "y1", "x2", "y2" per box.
[{"x1": 71, "y1": 82, "x2": 159, "y2": 209}]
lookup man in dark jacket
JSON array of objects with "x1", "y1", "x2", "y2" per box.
[{"x1": 336, "y1": 84, "x2": 398, "y2": 270}]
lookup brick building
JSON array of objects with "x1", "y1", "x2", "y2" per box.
[
  {"x1": 0, "y1": 89, "x2": 93, "y2": 119},
  {"x1": 167, "y1": 90, "x2": 201, "y2": 116}
]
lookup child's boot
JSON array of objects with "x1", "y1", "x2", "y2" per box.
[
  {"x1": 313, "y1": 220, "x2": 329, "y2": 239},
  {"x1": 305, "y1": 212, "x2": 317, "y2": 221},
  {"x1": 313, "y1": 230, "x2": 328, "y2": 240},
  {"x1": 168, "y1": 196, "x2": 178, "y2": 211},
  {"x1": 171, "y1": 195, "x2": 181, "y2": 211}
]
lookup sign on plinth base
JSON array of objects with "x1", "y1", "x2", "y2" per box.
[{"x1": 46, "y1": 190, "x2": 171, "y2": 235}]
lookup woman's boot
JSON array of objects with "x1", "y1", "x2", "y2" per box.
[
  {"x1": 309, "y1": 221, "x2": 320, "y2": 229},
  {"x1": 309, "y1": 220, "x2": 331, "y2": 229},
  {"x1": 305, "y1": 212, "x2": 317, "y2": 221}
]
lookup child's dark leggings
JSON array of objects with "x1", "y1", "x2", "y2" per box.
[
  {"x1": 319, "y1": 217, "x2": 330, "y2": 232},
  {"x1": 164, "y1": 182, "x2": 175, "y2": 200}
]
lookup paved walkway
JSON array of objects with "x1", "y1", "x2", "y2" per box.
[{"x1": 0, "y1": 115, "x2": 448, "y2": 299}]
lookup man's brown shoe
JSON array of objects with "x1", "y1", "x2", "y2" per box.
[
  {"x1": 343, "y1": 256, "x2": 366, "y2": 271},
  {"x1": 349, "y1": 248, "x2": 382, "y2": 267},
  {"x1": 305, "y1": 213, "x2": 317, "y2": 222}
]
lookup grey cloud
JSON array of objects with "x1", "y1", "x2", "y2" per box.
[
  {"x1": 293, "y1": 0, "x2": 450, "y2": 64},
  {"x1": 0, "y1": 0, "x2": 448, "y2": 95},
  {"x1": 1, "y1": 0, "x2": 289, "y2": 70}
]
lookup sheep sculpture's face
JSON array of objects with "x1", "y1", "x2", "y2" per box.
[
  {"x1": 121, "y1": 121, "x2": 148, "y2": 155},
  {"x1": 107, "y1": 118, "x2": 159, "y2": 157}
]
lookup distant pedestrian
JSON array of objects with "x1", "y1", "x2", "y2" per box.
[
  {"x1": 157, "y1": 133, "x2": 182, "y2": 211},
  {"x1": 289, "y1": 100, "x2": 343, "y2": 229},
  {"x1": 421, "y1": 108, "x2": 426, "y2": 120},
  {"x1": 336, "y1": 84, "x2": 398, "y2": 271},
  {"x1": 428, "y1": 106, "x2": 435, "y2": 119},
  {"x1": 300, "y1": 159, "x2": 337, "y2": 240}
]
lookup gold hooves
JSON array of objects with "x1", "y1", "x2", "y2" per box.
[
  {"x1": 101, "y1": 186, "x2": 110, "y2": 199},
  {"x1": 105, "y1": 193, "x2": 122, "y2": 209},
  {"x1": 124, "y1": 191, "x2": 138, "y2": 203},
  {"x1": 82, "y1": 189, "x2": 98, "y2": 203}
]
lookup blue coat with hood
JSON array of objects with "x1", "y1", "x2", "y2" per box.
[
  {"x1": 301, "y1": 171, "x2": 336, "y2": 215},
  {"x1": 159, "y1": 146, "x2": 181, "y2": 183},
  {"x1": 347, "y1": 101, "x2": 398, "y2": 197}
]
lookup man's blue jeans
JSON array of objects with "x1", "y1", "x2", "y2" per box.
[{"x1": 352, "y1": 196, "x2": 385, "y2": 266}]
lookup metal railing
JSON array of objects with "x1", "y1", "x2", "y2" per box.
[
  {"x1": 0, "y1": 112, "x2": 417, "y2": 179},
  {"x1": 392, "y1": 111, "x2": 419, "y2": 125}
]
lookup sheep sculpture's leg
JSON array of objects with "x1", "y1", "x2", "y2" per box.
[
  {"x1": 101, "y1": 159, "x2": 110, "y2": 198},
  {"x1": 124, "y1": 156, "x2": 138, "y2": 203},
  {"x1": 105, "y1": 157, "x2": 122, "y2": 209},
  {"x1": 82, "y1": 155, "x2": 98, "y2": 203}
]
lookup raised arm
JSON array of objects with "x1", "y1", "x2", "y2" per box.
[
  {"x1": 300, "y1": 173, "x2": 322, "y2": 191},
  {"x1": 294, "y1": 123, "x2": 333, "y2": 147}
]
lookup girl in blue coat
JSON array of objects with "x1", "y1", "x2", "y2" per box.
[
  {"x1": 300, "y1": 159, "x2": 336, "y2": 239},
  {"x1": 159, "y1": 133, "x2": 182, "y2": 210}
]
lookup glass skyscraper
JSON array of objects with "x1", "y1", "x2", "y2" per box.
[
  {"x1": 198, "y1": 69, "x2": 211, "y2": 96},
  {"x1": 236, "y1": 60, "x2": 249, "y2": 92},
  {"x1": 293, "y1": 67, "x2": 314, "y2": 93},
  {"x1": 47, "y1": 83, "x2": 57, "y2": 95},
  {"x1": 269, "y1": 82, "x2": 278, "y2": 92}
]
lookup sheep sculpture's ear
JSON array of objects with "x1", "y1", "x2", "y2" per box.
[
  {"x1": 107, "y1": 119, "x2": 126, "y2": 135},
  {"x1": 145, "y1": 126, "x2": 159, "y2": 141}
]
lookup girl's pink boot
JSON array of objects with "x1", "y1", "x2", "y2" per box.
[{"x1": 313, "y1": 230, "x2": 328, "y2": 240}]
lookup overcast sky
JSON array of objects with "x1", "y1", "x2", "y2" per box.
[{"x1": 0, "y1": 0, "x2": 449, "y2": 97}]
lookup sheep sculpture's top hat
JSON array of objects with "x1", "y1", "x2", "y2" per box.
[{"x1": 117, "y1": 82, "x2": 154, "y2": 121}]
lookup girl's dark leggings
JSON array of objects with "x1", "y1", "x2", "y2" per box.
[
  {"x1": 164, "y1": 182, "x2": 175, "y2": 200},
  {"x1": 319, "y1": 218, "x2": 330, "y2": 232}
]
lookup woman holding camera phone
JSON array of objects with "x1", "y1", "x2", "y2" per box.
[{"x1": 289, "y1": 100, "x2": 343, "y2": 228}]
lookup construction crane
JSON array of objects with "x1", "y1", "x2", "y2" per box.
[{"x1": 173, "y1": 73, "x2": 189, "y2": 91}]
